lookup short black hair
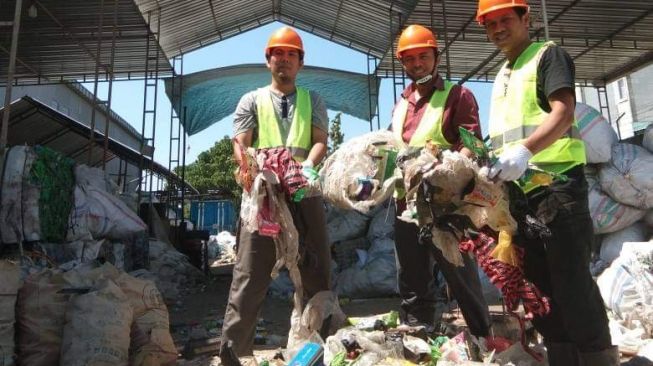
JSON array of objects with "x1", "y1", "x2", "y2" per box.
[
  {"x1": 266, "y1": 48, "x2": 305, "y2": 62},
  {"x1": 514, "y1": 7, "x2": 527, "y2": 18},
  {"x1": 399, "y1": 48, "x2": 439, "y2": 60}
]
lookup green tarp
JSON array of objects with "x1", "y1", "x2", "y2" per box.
[{"x1": 164, "y1": 64, "x2": 379, "y2": 136}]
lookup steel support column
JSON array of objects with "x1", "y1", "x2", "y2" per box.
[
  {"x1": 366, "y1": 54, "x2": 380, "y2": 131},
  {"x1": 102, "y1": 0, "x2": 119, "y2": 170},
  {"x1": 440, "y1": 0, "x2": 452, "y2": 79},
  {"x1": 389, "y1": 7, "x2": 405, "y2": 102},
  {"x1": 122, "y1": 156, "x2": 129, "y2": 192},
  {"x1": 596, "y1": 84, "x2": 618, "y2": 139},
  {"x1": 168, "y1": 54, "x2": 184, "y2": 226},
  {"x1": 138, "y1": 8, "x2": 162, "y2": 204},
  {"x1": 117, "y1": 157, "x2": 124, "y2": 191},
  {"x1": 148, "y1": 10, "x2": 162, "y2": 199},
  {"x1": 540, "y1": 0, "x2": 550, "y2": 41},
  {"x1": 1, "y1": 0, "x2": 23, "y2": 150},
  {"x1": 87, "y1": 0, "x2": 105, "y2": 164},
  {"x1": 181, "y1": 107, "x2": 188, "y2": 227}
]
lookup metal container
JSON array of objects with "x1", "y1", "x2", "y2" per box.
[{"x1": 189, "y1": 200, "x2": 236, "y2": 235}]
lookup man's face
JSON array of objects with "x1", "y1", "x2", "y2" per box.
[
  {"x1": 400, "y1": 47, "x2": 438, "y2": 82},
  {"x1": 266, "y1": 46, "x2": 303, "y2": 82},
  {"x1": 483, "y1": 8, "x2": 530, "y2": 52}
]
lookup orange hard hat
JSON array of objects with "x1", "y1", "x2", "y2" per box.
[
  {"x1": 265, "y1": 26, "x2": 304, "y2": 57},
  {"x1": 396, "y1": 25, "x2": 438, "y2": 59},
  {"x1": 477, "y1": 0, "x2": 529, "y2": 24}
]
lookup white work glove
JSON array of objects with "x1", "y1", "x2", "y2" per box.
[
  {"x1": 488, "y1": 144, "x2": 533, "y2": 182},
  {"x1": 301, "y1": 160, "x2": 319, "y2": 182}
]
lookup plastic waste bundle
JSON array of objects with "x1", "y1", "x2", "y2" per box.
[
  {"x1": 394, "y1": 131, "x2": 554, "y2": 361},
  {"x1": 319, "y1": 130, "x2": 402, "y2": 213}
]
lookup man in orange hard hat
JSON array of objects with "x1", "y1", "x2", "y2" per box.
[
  {"x1": 391, "y1": 24, "x2": 492, "y2": 349},
  {"x1": 477, "y1": 1, "x2": 617, "y2": 365},
  {"x1": 220, "y1": 26, "x2": 332, "y2": 365}
]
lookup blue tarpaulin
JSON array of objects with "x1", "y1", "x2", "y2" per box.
[{"x1": 164, "y1": 64, "x2": 379, "y2": 136}]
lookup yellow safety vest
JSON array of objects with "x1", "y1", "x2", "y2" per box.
[
  {"x1": 254, "y1": 87, "x2": 312, "y2": 161},
  {"x1": 392, "y1": 80, "x2": 455, "y2": 148},
  {"x1": 392, "y1": 80, "x2": 455, "y2": 200},
  {"x1": 488, "y1": 41, "x2": 585, "y2": 191}
]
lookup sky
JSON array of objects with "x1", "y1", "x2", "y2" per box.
[{"x1": 85, "y1": 21, "x2": 493, "y2": 166}]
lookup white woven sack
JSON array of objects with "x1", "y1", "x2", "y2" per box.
[
  {"x1": 17, "y1": 269, "x2": 69, "y2": 366},
  {"x1": 327, "y1": 208, "x2": 369, "y2": 244},
  {"x1": 599, "y1": 223, "x2": 648, "y2": 263},
  {"x1": 366, "y1": 201, "x2": 395, "y2": 242},
  {"x1": 0, "y1": 146, "x2": 28, "y2": 244},
  {"x1": 645, "y1": 210, "x2": 653, "y2": 229},
  {"x1": 600, "y1": 143, "x2": 653, "y2": 209},
  {"x1": 60, "y1": 280, "x2": 132, "y2": 366},
  {"x1": 596, "y1": 241, "x2": 653, "y2": 319},
  {"x1": 586, "y1": 172, "x2": 646, "y2": 234},
  {"x1": 575, "y1": 102, "x2": 618, "y2": 163},
  {"x1": 68, "y1": 185, "x2": 147, "y2": 241},
  {"x1": 335, "y1": 253, "x2": 397, "y2": 299},
  {"x1": 21, "y1": 148, "x2": 41, "y2": 242},
  {"x1": 643, "y1": 124, "x2": 653, "y2": 153},
  {"x1": 75, "y1": 165, "x2": 119, "y2": 194}
]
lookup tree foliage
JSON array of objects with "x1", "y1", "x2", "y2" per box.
[
  {"x1": 175, "y1": 136, "x2": 240, "y2": 197},
  {"x1": 328, "y1": 112, "x2": 345, "y2": 154}
]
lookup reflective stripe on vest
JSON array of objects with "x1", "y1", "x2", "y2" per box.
[
  {"x1": 254, "y1": 87, "x2": 312, "y2": 161},
  {"x1": 489, "y1": 124, "x2": 581, "y2": 150},
  {"x1": 488, "y1": 41, "x2": 586, "y2": 170},
  {"x1": 392, "y1": 80, "x2": 455, "y2": 148}
]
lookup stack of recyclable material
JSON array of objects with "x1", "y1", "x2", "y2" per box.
[
  {"x1": 329, "y1": 200, "x2": 399, "y2": 299},
  {"x1": 137, "y1": 239, "x2": 205, "y2": 303},
  {"x1": 16, "y1": 262, "x2": 177, "y2": 365},
  {"x1": 0, "y1": 145, "x2": 150, "y2": 271}
]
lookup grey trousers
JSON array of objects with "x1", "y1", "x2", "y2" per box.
[{"x1": 220, "y1": 196, "x2": 332, "y2": 357}]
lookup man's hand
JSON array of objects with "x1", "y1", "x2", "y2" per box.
[
  {"x1": 301, "y1": 160, "x2": 319, "y2": 182},
  {"x1": 488, "y1": 144, "x2": 533, "y2": 182}
]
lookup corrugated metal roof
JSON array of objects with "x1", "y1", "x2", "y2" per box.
[
  {"x1": 1, "y1": 0, "x2": 651, "y2": 86},
  {"x1": 381, "y1": 0, "x2": 653, "y2": 84},
  {"x1": 132, "y1": 0, "x2": 419, "y2": 58},
  {"x1": 0, "y1": 0, "x2": 172, "y2": 84}
]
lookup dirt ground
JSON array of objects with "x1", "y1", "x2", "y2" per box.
[
  {"x1": 169, "y1": 269, "x2": 509, "y2": 366},
  {"x1": 169, "y1": 269, "x2": 642, "y2": 366},
  {"x1": 171, "y1": 270, "x2": 407, "y2": 365}
]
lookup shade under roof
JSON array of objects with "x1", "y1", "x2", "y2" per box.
[{"x1": 0, "y1": 96, "x2": 195, "y2": 192}]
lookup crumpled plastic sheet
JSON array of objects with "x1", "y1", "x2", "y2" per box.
[
  {"x1": 323, "y1": 328, "x2": 402, "y2": 366},
  {"x1": 239, "y1": 147, "x2": 306, "y2": 346},
  {"x1": 319, "y1": 130, "x2": 402, "y2": 213},
  {"x1": 286, "y1": 290, "x2": 347, "y2": 359},
  {"x1": 400, "y1": 149, "x2": 514, "y2": 267}
]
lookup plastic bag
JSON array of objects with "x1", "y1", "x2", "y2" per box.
[{"x1": 320, "y1": 131, "x2": 402, "y2": 213}]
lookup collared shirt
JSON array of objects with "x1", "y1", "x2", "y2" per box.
[
  {"x1": 394, "y1": 74, "x2": 482, "y2": 151},
  {"x1": 233, "y1": 86, "x2": 329, "y2": 139}
]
